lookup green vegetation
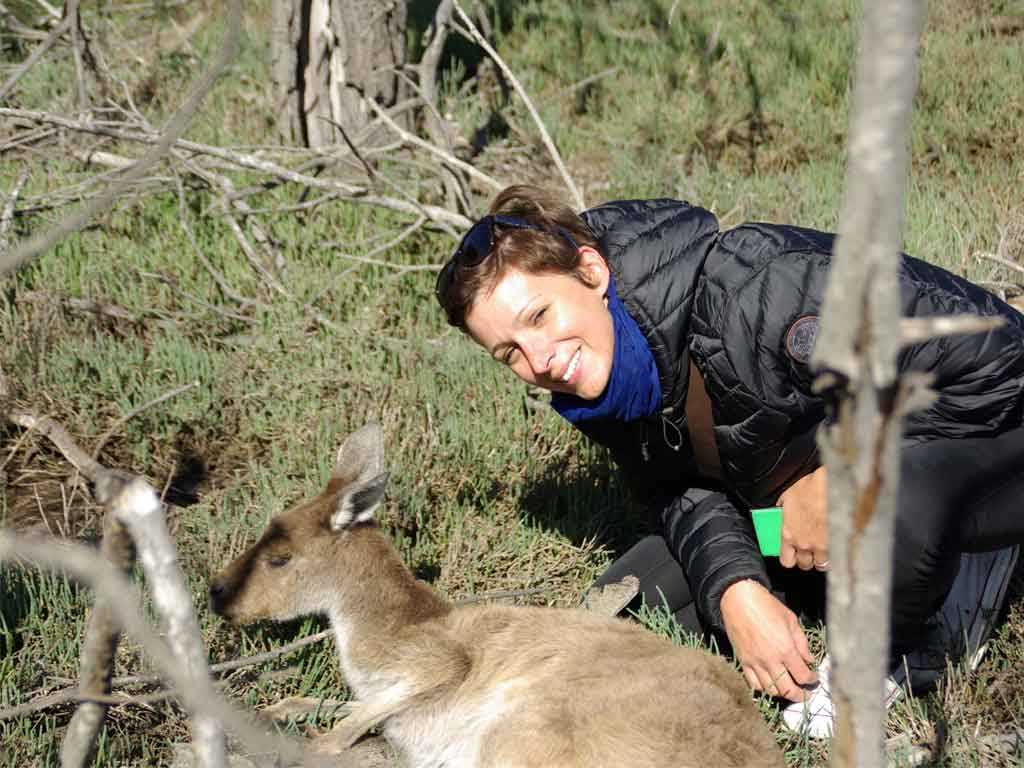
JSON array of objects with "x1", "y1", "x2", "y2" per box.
[{"x1": 2, "y1": 0, "x2": 1022, "y2": 765}]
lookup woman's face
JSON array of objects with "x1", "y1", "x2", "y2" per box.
[{"x1": 464, "y1": 247, "x2": 614, "y2": 400}]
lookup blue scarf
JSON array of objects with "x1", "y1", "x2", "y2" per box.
[{"x1": 551, "y1": 278, "x2": 662, "y2": 424}]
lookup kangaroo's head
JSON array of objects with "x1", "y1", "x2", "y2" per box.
[{"x1": 209, "y1": 423, "x2": 389, "y2": 624}]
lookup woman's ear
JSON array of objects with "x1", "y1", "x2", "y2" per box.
[{"x1": 577, "y1": 246, "x2": 610, "y2": 295}]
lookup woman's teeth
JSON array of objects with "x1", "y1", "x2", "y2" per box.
[{"x1": 561, "y1": 348, "x2": 581, "y2": 382}]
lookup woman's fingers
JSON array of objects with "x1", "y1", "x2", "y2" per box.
[
  {"x1": 741, "y1": 666, "x2": 761, "y2": 693},
  {"x1": 795, "y1": 549, "x2": 816, "y2": 571},
  {"x1": 779, "y1": 540, "x2": 798, "y2": 568}
]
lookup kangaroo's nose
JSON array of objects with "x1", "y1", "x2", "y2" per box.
[{"x1": 209, "y1": 576, "x2": 229, "y2": 614}]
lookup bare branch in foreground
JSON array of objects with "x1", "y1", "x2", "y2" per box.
[
  {"x1": 0, "y1": 532, "x2": 336, "y2": 768},
  {"x1": 60, "y1": 512, "x2": 137, "y2": 768},
  {"x1": 452, "y1": 0, "x2": 584, "y2": 210},
  {"x1": 97, "y1": 475, "x2": 226, "y2": 768},
  {"x1": 812, "y1": 1, "x2": 925, "y2": 764},
  {"x1": 899, "y1": 314, "x2": 1004, "y2": 348},
  {"x1": 0, "y1": 0, "x2": 243, "y2": 278}
]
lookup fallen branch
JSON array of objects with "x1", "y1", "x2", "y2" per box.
[
  {"x1": 0, "y1": 629, "x2": 335, "y2": 722},
  {"x1": 0, "y1": 13, "x2": 73, "y2": 102},
  {"x1": 0, "y1": 107, "x2": 472, "y2": 232},
  {"x1": 975, "y1": 250, "x2": 1024, "y2": 276},
  {"x1": 7, "y1": 411, "x2": 103, "y2": 480},
  {"x1": 363, "y1": 97, "x2": 504, "y2": 193},
  {"x1": 0, "y1": 170, "x2": 28, "y2": 252},
  {"x1": 0, "y1": 0, "x2": 243, "y2": 278},
  {"x1": 452, "y1": 0, "x2": 584, "y2": 210}
]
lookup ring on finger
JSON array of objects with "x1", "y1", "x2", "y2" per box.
[{"x1": 813, "y1": 559, "x2": 830, "y2": 571}]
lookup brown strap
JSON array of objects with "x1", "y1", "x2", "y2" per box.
[{"x1": 685, "y1": 358, "x2": 723, "y2": 480}]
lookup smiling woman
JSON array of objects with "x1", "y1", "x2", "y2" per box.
[{"x1": 435, "y1": 185, "x2": 1024, "y2": 739}]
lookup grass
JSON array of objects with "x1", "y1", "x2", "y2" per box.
[{"x1": 1, "y1": 0, "x2": 1023, "y2": 765}]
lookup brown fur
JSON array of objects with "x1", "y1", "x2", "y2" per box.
[{"x1": 210, "y1": 425, "x2": 785, "y2": 768}]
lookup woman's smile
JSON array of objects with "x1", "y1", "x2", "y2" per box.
[{"x1": 560, "y1": 347, "x2": 582, "y2": 384}]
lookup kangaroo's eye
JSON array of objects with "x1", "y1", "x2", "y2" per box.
[{"x1": 267, "y1": 554, "x2": 292, "y2": 568}]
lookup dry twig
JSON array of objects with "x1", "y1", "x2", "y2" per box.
[
  {"x1": 0, "y1": 13, "x2": 73, "y2": 102},
  {"x1": 1, "y1": 107, "x2": 471, "y2": 232},
  {"x1": 0, "y1": 171, "x2": 29, "y2": 252},
  {"x1": 0, "y1": 0, "x2": 243, "y2": 278},
  {"x1": 91, "y1": 380, "x2": 199, "y2": 462},
  {"x1": 452, "y1": 0, "x2": 584, "y2": 210}
]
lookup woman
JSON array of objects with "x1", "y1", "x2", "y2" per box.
[{"x1": 434, "y1": 185, "x2": 1024, "y2": 735}]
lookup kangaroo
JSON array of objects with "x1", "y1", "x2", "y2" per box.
[{"x1": 210, "y1": 424, "x2": 786, "y2": 768}]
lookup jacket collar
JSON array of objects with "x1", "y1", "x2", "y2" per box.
[{"x1": 580, "y1": 199, "x2": 719, "y2": 415}]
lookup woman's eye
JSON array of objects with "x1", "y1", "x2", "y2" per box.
[
  {"x1": 267, "y1": 554, "x2": 291, "y2": 568},
  {"x1": 533, "y1": 308, "x2": 547, "y2": 324},
  {"x1": 502, "y1": 348, "x2": 520, "y2": 366}
]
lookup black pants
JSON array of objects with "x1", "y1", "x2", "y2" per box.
[{"x1": 593, "y1": 427, "x2": 1024, "y2": 655}]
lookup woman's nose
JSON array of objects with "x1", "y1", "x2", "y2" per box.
[{"x1": 524, "y1": 337, "x2": 554, "y2": 376}]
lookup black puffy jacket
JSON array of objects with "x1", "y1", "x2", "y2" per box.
[{"x1": 575, "y1": 199, "x2": 1024, "y2": 631}]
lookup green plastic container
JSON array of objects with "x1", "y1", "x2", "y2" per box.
[{"x1": 751, "y1": 507, "x2": 783, "y2": 557}]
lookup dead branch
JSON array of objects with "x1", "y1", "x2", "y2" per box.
[
  {"x1": 0, "y1": 0, "x2": 243, "y2": 279},
  {"x1": 0, "y1": 629, "x2": 335, "y2": 722},
  {"x1": 60, "y1": 511, "x2": 136, "y2": 768},
  {"x1": 96, "y1": 475, "x2": 226, "y2": 768},
  {"x1": 975, "y1": 250, "x2": 1024, "y2": 276},
  {"x1": 0, "y1": 107, "x2": 472, "y2": 232},
  {"x1": 173, "y1": 175, "x2": 267, "y2": 314},
  {"x1": 362, "y1": 97, "x2": 503, "y2": 193},
  {"x1": 32, "y1": 0, "x2": 60, "y2": 20},
  {"x1": 0, "y1": 14, "x2": 73, "y2": 102},
  {"x1": 6, "y1": 411, "x2": 104, "y2": 480},
  {"x1": 0, "y1": 170, "x2": 28, "y2": 252},
  {"x1": 67, "y1": 0, "x2": 89, "y2": 113},
  {"x1": 0, "y1": 532, "x2": 338, "y2": 768},
  {"x1": 452, "y1": 0, "x2": 585, "y2": 210},
  {"x1": 900, "y1": 314, "x2": 1004, "y2": 347}
]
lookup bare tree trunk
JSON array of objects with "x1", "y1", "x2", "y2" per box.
[
  {"x1": 812, "y1": 2, "x2": 925, "y2": 767},
  {"x1": 271, "y1": 0, "x2": 408, "y2": 148}
]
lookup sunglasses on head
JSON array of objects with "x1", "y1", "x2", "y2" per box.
[{"x1": 434, "y1": 214, "x2": 580, "y2": 305}]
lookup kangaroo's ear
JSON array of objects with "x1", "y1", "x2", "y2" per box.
[
  {"x1": 335, "y1": 423, "x2": 384, "y2": 484},
  {"x1": 331, "y1": 472, "x2": 388, "y2": 531}
]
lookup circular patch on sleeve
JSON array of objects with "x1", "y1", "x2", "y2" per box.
[{"x1": 785, "y1": 316, "x2": 819, "y2": 364}]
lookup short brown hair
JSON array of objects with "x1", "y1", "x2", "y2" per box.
[{"x1": 436, "y1": 185, "x2": 601, "y2": 330}]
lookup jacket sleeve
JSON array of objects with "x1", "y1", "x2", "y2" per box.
[{"x1": 657, "y1": 488, "x2": 770, "y2": 632}]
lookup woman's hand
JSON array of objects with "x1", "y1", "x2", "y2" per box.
[
  {"x1": 777, "y1": 465, "x2": 829, "y2": 571},
  {"x1": 720, "y1": 579, "x2": 818, "y2": 701}
]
